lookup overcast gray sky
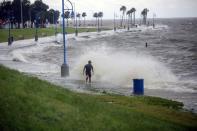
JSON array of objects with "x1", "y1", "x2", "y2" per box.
[{"x1": 5, "y1": 0, "x2": 197, "y2": 19}]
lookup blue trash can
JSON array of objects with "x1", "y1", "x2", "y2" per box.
[{"x1": 133, "y1": 79, "x2": 144, "y2": 95}]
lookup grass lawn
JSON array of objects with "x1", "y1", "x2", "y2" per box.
[
  {"x1": 0, "y1": 27, "x2": 97, "y2": 43},
  {"x1": 0, "y1": 65, "x2": 197, "y2": 131}
]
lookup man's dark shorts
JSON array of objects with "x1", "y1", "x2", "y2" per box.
[{"x1": 86, "y1": 72, "x2": 91, "y2": 77}]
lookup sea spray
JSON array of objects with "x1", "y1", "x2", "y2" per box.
[{"x1": 70, "y1": 46, "x2": 177, "y2": 89}]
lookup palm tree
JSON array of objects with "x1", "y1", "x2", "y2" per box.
[
  {"x1": 93, "y1": 12, "x2": 100, "y2": 32},
  {"x1": 120, "y1": 5, "x2": 126, "y2": 27},
  {"x1": 64, "y1": 11, "x2": 70, "y2": 27},
  {"x1": 131, "y1": 8, "x2": 136, "y2": 26},
  {"x1": 98, "y1": 12, "x2": 103, "y2": 26},
  {"x1": 82, "y1": 12, "x2": 87, "y2": 26},
  {"x1": 127, "y1": 9, "x2": 133, "y2": 27},
  {"x1": 141, "y1": 8, "x2": 149, "y2": 25},
  {"x1": 93, "y1": 12, "x2": 98, "y2": 26},
  {"x1": 76, "y1": 13, "x2": 81, "y2": 26}
]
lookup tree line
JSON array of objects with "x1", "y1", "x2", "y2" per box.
[{"x1": 0, "y1": 0, "x2": 60, "y2": 29}]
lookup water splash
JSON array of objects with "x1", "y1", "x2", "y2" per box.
[{"x1": 70, "y1": 46, "x2": 177, "y2": 89}]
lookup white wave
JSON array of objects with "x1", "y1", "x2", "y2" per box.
[
  {"x1": 55, "y1": 30, "x2": 116, "y2": 42},
  {"x1": 137, "y1": 24, "x2": 169, "y2": 32},
  {"x1": 54, "y1": 26, "x2": 169, "y2": 44},
  {"x1": 9, "y1": 41, "x2": 59, "y2": 63},
  {"x1": 11, "y1": 51, "x2": 28, "y2": 62}
]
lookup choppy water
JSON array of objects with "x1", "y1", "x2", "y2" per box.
[{"x1": 0, "y1": 18, "x2": 197, "y2": 112}]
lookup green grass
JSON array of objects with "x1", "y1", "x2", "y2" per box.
[
  {"x1": 0, "y1": 65, "x2": 197, "y2": 131},
  {"x1": 0, "y1": 27, "x2": 97, "y2": 43}
]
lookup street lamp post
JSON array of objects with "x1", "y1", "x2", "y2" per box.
[
  {"x1": 8, "y1": 15, "x2": 12, "y2": 45},
  {"x1": 75, "y1": 14, "x2": 78, "y2": 36},
  {"x1": 74, "y1": 3, "x2": 78, "y2": 36},
  {"x1": 97, "y1": 14, "x2": 100, "y2": 32},
  {"x1": 153, "y1": 13, "x2": 156, "y2": 28},
  {"x1": 20, "y1": 0, "x2": 23, "y2": 28},
  {"x1": 61, "y1": 0, "x2": 74, "y2": 77},
  {"x1": 35, "y1": 16, "x2": 39, "y2": 41},
  {"x1": 55, "y1": 19, "x2": 58, "y2": 35},
  {"x1": 53, "y1": 12, "x2": 58, "y2": 35},
  {"x1": 127, "y1": 15, "x2": 130, "y2": 31},
  {"x1": 113, "y1": 12, "x2": 116, "y2": 31},
  {"x1": 8, "y1": 11, "x2": 13, "y2": 46},
  {"x1": 35, "y1": 24, "x2": 38, "y2": 41}
]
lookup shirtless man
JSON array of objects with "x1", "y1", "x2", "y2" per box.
[{"x1": 83, "y1": 60, "x2": 94, "y2": 83}]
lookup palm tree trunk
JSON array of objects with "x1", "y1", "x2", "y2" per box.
[
  {"x1": 84, "y1": 17, "x2": 85, "y2": 26},
  {"x1": 95, "y1": 18, "x2": 97, "y2": 26},
  {"x1": 67, "y1": 19, "x2": 69, "y2": 27},
  {"x1": 130, "y1": 13, "x2": 132, "y2": 27},
  {"x1": 123, "y1": 14, "x2": 125, "y2": 28},
  {"x1": 79, "y1": 18, "x2": 80, "y2": 26},
  {"x1": 114, "y1": 12, "x2": 116, "y2": 31},
  {"x1": 127, "y1": 15, "x2": 130, "y2": 30},
  {"x1": 18, "y1": 22, "x2": 20, "y2": 29},
  {"x1": 101, "y1": 17, "x2": 102, "y2": 27},
  {"x1": 143, "y1": 15, "x2": 145, "y2": 25},
  {"x1": 31, "y1": 21, "x2": 33, "y2": 28},
  {"x1": 97, "y1": 17, "x2": 99, "y2": 32},
  {"x1": 76, "y1": 17, "x2": 78, "y2": 28},
  {"x1": 11, "y1": 21, "x2": 13, "y2": 29},
  {"x1": 134, "y1": 12, "x2": 135, "y2": 26},
  {"x1": 121, "y1": 13, "x2": 124, "y2": 27},
  {"x1": 123, "y1": 14, "x2": 126, "y2": 28}
]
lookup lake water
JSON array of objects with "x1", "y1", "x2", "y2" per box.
[{"x1": 0, "y1": 18, "x2": 197, "y2": 112}]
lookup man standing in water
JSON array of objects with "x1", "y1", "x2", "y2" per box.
[
  {"x1": 83, "y1": 60, "x2": 94, "y2": 83},
  {"x1": 145, "y1": 42, "x2": 148, "y2": 48}
]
